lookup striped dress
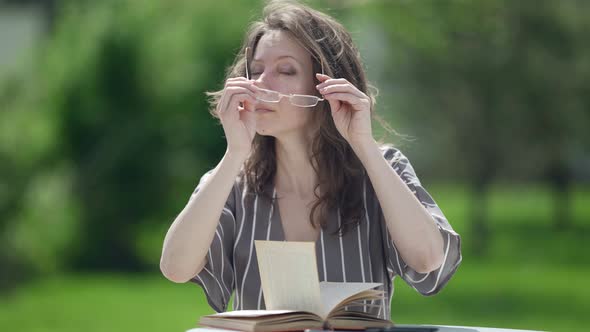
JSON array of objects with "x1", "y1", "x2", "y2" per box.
[{"x1": 189, "y1": 145, "x2": 462, "y2": 319}]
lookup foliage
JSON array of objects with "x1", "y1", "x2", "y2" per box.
[{"x1": 0, "y1": 0, "x2": 261, "y2": 279}]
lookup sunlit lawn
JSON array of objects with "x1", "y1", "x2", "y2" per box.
[
  {"x1": 1, "y1": 264, "x2": 586, "y2": 332},
  {"x1": 1, "y1": 184, "x2": 588, "y2": 332}
]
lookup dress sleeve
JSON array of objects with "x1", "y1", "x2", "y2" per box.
[
  {"x1": 188, "y1": 169, "x2": 237, "y2": 312},
  {"x1": 379, "y1": 146, "x2": 462, "y2": 296}
]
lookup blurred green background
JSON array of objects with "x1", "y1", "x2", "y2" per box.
[{"x1": 1, "y1": 0, "x2": 588, "y2": 331}]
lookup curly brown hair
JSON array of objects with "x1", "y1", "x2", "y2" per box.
[{"x1": 206, "y1": 0, "x2": 402, "y2": 236}]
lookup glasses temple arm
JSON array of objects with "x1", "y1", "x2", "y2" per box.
[{"x1": 245, "y1": 47, "x2": 250, "y2": 80}]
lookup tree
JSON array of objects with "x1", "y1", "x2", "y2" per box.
[
  {"x1": 0, "y1": 0, "x2": 262, "y2": 280},
  {"x1": 367, "y1": 0, "x2": 590, "y2": 254}
]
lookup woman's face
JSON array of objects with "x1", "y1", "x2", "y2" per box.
[{"x1": 247, "y1": 30, "x2": 318, "y2": 138}]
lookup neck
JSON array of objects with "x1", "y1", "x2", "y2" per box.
[{"x1": 274, "y1": 131, "x2": 317, "y2": 199}]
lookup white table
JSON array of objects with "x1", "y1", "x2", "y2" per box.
[
  {"x1": 401, "y1": 325, "x2": 545, "y2": 332},
  {"x1": 187, "y1": 325, "x2": 545, "y2": 332}
]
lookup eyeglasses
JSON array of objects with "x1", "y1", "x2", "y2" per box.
[{"x1": 245, "y1": 47, "x2": 325, "y2": 108}]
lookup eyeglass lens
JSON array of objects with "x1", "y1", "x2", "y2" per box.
[{"x1": 245, "y1": 47, "x2": 323, "y2": 107}]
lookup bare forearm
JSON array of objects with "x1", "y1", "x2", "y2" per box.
[
  {"x1": 160, "y1": 149, "x2": 247, "y2": 283},
  {"x1": 351, "y1": 138, "x2": 444, "y2": 273}
]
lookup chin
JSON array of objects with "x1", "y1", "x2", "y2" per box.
[
  {"x1": 256, "y1": 130, "x2": 276, "y2": 137},
  {"x1": 256, "y1": 125, "x2": 302, "y2": 138},
  {"x1": 255, "y1": 126, "x2": 278, "y2": 137}
]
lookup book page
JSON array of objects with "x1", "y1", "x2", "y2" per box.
[
  {"x1": 319, "y1": 281, "x2": 382, "y2": 318},
  {"x1": 255, "y1": 240, "x2": 322, "y2": 315},
  {"x1": 207, "y1": 310, "x2": 298, "y2": 318}
]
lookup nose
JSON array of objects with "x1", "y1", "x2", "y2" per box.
[
  {"x1": 251, "y1": 78, "x2": 268, "y2": 91},
  {"x1": 251, "y1": 71, "x2": 275, "y2": 91}
]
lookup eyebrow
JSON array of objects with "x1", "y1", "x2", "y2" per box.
[{"x1": 251, "y1": 55, "x2": 302, "y2": 66}]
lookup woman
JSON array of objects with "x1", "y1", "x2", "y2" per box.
[{"x1": 160, "y1": 0, "x2": 461, "y2": 320}]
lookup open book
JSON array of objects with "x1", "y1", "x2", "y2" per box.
[{"x1": 199, "y1": 241, "x2": 394, "y2": 331}]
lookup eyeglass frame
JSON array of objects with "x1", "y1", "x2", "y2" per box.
[{"x1": 244, "y1": 46, "x2": 325, "y2": 108}]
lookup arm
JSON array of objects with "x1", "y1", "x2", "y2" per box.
[
  {"x1": 314, "y1": 73, "x2": 453, "y2": 278},
  {"x1": 160, "y1": 149, "x2": 247, "y2": 283},
  {"x1": 352, "y1": 139, "x2": 445, "y2": 274}
]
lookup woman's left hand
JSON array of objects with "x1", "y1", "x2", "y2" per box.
[{"x1": 316, "y1": 73, "x2": 373, "y2": 146}]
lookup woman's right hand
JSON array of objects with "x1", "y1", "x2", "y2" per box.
[{"x1": 216, "y1": 77, "x2": 259, "y2": 157}]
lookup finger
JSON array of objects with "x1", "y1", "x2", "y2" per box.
[
  {"x1": 242, "y1": 99, "x2": 257, "y2": 112},
  {"x1": 327, "y1": 98, "x2": 340, "y2": 113},
  {"x1": 240, "y1": 103, "x2": 258, "y2": 126},
  {"x1": 226, "y1": 93, "x2": 257, "y2": 115},
  {"x1": 227, "y1": 76, "x2": 250, "y2": 82},
  {"x1": 316, "y1": 73, "x2": 330, "y2": 82},
  {"x1": 316, "y1": 73, "x2": 354, "y2": 86},
  {"x1": 225, "y1": 80, "x2": 260, "y2": 95},
  {"x1": 322, "y1": 92, "x2": 366, "y2": 106},
  {"x1": 220, "y1": 89, "x2": 256, "y2": 115},
  {"x1": 223, "y1": 86, "x2": 256, "y2": 103},
  {"x1": 229, "y1": 93, "x2": 257, "y2": 113},
  {"x1": 237, "y1": 104, "x2": 254, "y2": 115},
  {"x1": 318, "y1": 78, "x2": 350, "y2": 87},
  {"x1": 217, "y1": 87, "x2": 234, "y2": 115},
  {"x1": 316, "y1": 73, "x2": 331, "y2": 79},
  {"x1": 319, "y1": 84, "x2": 365, "y2": 99},
  {"x1": 316, "y1": 78, "x2": 360, "y2": 91}
]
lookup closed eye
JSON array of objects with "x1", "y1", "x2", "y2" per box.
[{"x1": 251, "y1": 71, "x2": 294, "y2": 77}]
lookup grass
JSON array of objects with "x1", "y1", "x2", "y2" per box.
[
  {"x1": 1, "y1": 263, "x2": 587, "y2": 332},
  {"x1": 0, "y1": 183, "x2": 588, "y2": 332},
  {"x1": 392, "y1": 263, "x2": 590, "y2": 332}
]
